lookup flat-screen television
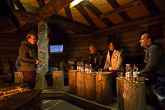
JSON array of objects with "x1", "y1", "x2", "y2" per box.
[{"x1": 50, "y1": 45, "x2": 63, "y2": 53}]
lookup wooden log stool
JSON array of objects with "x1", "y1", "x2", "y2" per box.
[
  {"x1": 52, "y1": 70, "x2": 64, "y2": 91},
  {"x1": 68, "y1": 70, "x2": 77, "y2": 94},
  {"x1": 123, "y1": 79, "x2": 146, "y2": 110},
  {"x1": 116, "y1": 77, "x2": 125, "y2": 110},
  {"x1": 14, "y1": 72, "x2": 23, "y2": 83},
  {"x1": 77, "y1": 72, "x2": 85, "y2": 97},
  {"x1": 85, "y1": 73, "x2": 96, "y2": 100},
  {"x1": 96, "y1": 72, "x2": 113, "y2": 104}
]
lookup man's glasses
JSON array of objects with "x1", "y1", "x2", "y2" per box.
[{"x1": 30, "y1": 38, "x2": 36, "y2": 40}]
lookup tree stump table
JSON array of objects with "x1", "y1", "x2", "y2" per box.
[
  {"x1": 52, "y1": 70, "x2": 64, "y2": 91},
  {"x1": 14, "y1": 72, "x2": 23, "y2": 83},
  {"x1": 96, "y1": 72, "x2": 113, "y2": 104},
  {"x1": 116, "y1": 77, "x2": 125, "y2": 110},
  {"x1": 123, "y1": 79, "x2": 146, "y2": 110},
  {"x1": 85, "y1": 73, "x2": 96, "y2": 100},
  {"x1": 68, "y1": 70, "x2": 77, "y2": 94},
  {"x1": 77, "y1": 72, "x2": 85, "y2": 97}
]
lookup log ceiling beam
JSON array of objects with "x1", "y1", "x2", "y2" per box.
[
  {"x1": 36, "y1": 0, "x2": 45, "y2": 8},
  {"x1": 95, "y1": 11, "x2": 165, "y2": 35},
  {"x1": 6, "y1": 0, "x2": 14, "y2": 9},
  {"x1": 81, "y1": 0, "x2": 113, "y2": 27},
  {"x1": 16, "y1": 23, "x2": 37, "y2": 35},
  {"x1": 75, "y1": 4, "x2": 98, "y2": 30},
  {"x1": 13, "y1": 0, "x2": 26, "y2": 11},
  {"x1": 0, "y1": 16, "x2": 18, "y2": 33},
  {"x1": 64, "y1": 5, "x2": 73, "y2": 21},
  {"x1": 12, "y1": 10, "x2": 93, "y2": 33},
  {"x1": 12, "y1": 9, "x2": 43, "y2": 23},
  {"x1": 0, "y1": 1, "x2": 20, "y2": 32},
  {"x1": 140, "y1": 0, "x2": 160, "y2": 15},
  {"x1": 106, "y1": 0, "x2": 130, "y2": 22},
  {"x1": 48, "y1": 15, "x2": 93, "y2": 33},
  {"x1": 38, "y1": 0, "x2": 74, "y2": 19},
  {"x1": 101, "y1": 0, "x2": 140, "y2": 19}
]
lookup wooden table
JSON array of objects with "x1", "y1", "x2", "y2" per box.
[
  {"x1": 123, "y1": 79, "x2": 146, "y2": 110},
  {"x1": 68, "y1": 70, "x2": 77, "y2": 94},
  {"x1": 52, "y1": 70, "x2": 64, "y2": 91},
  {"x1": 96, "y1": 72, "x2": 113, "y2": 104},
  {"x1": 77, "y1": 72, "x2": 85, "y2": 97},
  {"x1": 85, "y1": 73, "x2": 96, "y2": 100},
  {"x1": 116, "y1": 77, "x2": 125, "y2": 110}
]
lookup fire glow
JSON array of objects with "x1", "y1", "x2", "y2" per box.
[{"x1": 0, "y1": 87, "x2": 25, "y2": 100}]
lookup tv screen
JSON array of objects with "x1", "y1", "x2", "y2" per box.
[{"x1": 50, "y1": 45, "x2": 63, "y2": 53}]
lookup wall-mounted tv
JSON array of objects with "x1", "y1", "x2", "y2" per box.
[{"x1": 50, "y1": 45, "x2": 63, "y2": 53}]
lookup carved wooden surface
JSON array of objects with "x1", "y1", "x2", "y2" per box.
[
  {"x1": 116, "y1": 77, "x2": 125, "y2": 110},
  {"x1": 0, "y1": 90, "x2": 42, "y2": 110},
  {"x1": 123, "y1": 81, "x2": 146, "y2": 110},
  {"x1": 96, "y1": 72, "x2": 113, "y2": 104},
  {"x1": 52, "y1": 70, "x2": 64, "y2": 91},
  {"x1": 68, "y1": 70, "x2": 77, "y2": 94},
  {"x1": 36, "y1": 21, "x2": 49, "y2": 89},
  {"x1": 77, "y1": 72, "x2": 85, "y2": 97},
  {"x1": 85, "y1": 73, "x2": 96, "y2": 100}
]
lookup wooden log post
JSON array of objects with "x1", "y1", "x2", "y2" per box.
[
  {"x1": 52, "y1": 70, "x2": 64, "y2": 91},
  {"x1": 96, "y1": 72, "x2": 113, "y2": 104},
  {"x1": 85, "y1": 73, "x2": 96, "y2": 100},
  {"x1": 123, "y1": 81, "x2": 146, "y2": 110},
  {"x1": 77, "y1": 72, "x2": 85, "y2": 97},
  {"x1": 116, "y1": 77, "x2": 125, "y2": 110},
  {"x1": 36, "y1": 21, "x2": 49, "y2": 89},
  {"x1": 14, "y1": 72, "x2": 23, "y2": 83},
  {"x1": 68, "y1": 70, "x2": 77, "y2": 94}
]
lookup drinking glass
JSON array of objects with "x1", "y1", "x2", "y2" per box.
[{"x1": 98, "y1": 68, "x2": 102, "y2": 73}]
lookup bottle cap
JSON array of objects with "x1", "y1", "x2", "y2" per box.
[{"x1": 127, "y1": 64, "x2": 131, "y2": 67}]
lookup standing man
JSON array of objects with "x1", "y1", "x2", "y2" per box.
[
  {"x1": 87, "y1": 44, "x2": 103, "y2": 71},
  {"x1": 19, "y1": 34, "x2": 41, "y2": 89},
  {"x1": 139, "y1": 33, "x2": 165, "y2": 107}
]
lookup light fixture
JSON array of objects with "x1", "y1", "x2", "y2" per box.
[{"x1": 70, "y1": 0, "x2": 83, "y2": 8}]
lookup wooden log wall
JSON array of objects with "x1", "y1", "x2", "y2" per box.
[
  {"x1": 94, "y1": 23, "x2": 165, "y2": 70},
  {"x1": 0, "y1": 23, "x2": 165, "y2": 76},
  {"x1": 0, "y1": 34, "x2": 24, "y2": 75},
  {"x1": 49, "y1": 34, "x2": 93, "y2": 68}
]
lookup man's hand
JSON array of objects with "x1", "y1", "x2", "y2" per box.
[{"x1": 36, "y1": 59, "x2": 42, "y2": 64}]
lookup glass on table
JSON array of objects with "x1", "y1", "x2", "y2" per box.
[
  {"x1": 98, "y1": 68, "x2": 102, "y2": 73},
  {"x1": 117, "y1": 72, "x2": 123, "y2": 77}
]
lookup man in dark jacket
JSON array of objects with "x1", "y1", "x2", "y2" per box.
[
  {"x1": 87, "y1": 44, "x2": 103, "y2": 71},
  {"x1": 19, "y1": 34, "x2": 41, "y2": 89},
  {"x1": 139, "y1": 33, "x2": 165, "y2": 84},
  {"x1": 139, "y1": 33, "x2": 165, "y2": 107}
]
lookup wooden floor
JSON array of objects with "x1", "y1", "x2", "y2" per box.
[
  {"x1": 43, "y1": 100, "x2": 84, "y2": 110},
  {"x1": 42, "y1": 86, "x2": 158, "y2": 110}
]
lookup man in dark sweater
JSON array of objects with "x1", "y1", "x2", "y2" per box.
[
  {"x1": 139, "y1": 33, "x2": 165, "y2": 108},
  {"x1": 139, "y1": 33, "x2": 165, "y2": 84},
  {"x1": 19, "y1": 34, "x2": 41, "y2": 89}
]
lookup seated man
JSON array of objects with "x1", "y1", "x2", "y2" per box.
[
  {"x1": 139, "y1": 33, "x2": 165, "y2": 108},
  {"x1": 87, "y1": 44, "x2": 103, "y2": 71}
]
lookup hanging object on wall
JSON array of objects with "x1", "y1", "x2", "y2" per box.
[{"x1": 149, "y1": 24, "x2": 163, "y2": 38}]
